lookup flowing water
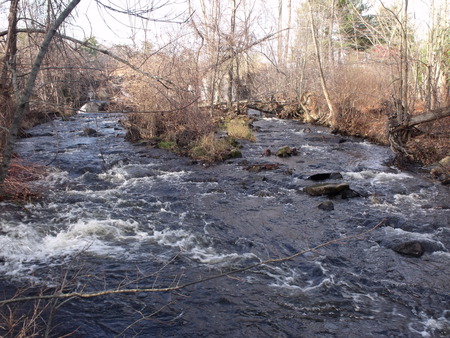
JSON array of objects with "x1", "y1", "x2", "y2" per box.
[{"x1": 0, "y1": 111, "x2": 449, "y2": 337}]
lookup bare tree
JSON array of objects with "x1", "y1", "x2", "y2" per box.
[
  {"x1": 277, "y1": 0, "x2": 283, "y2": 65},
  {"x1": 308, "y1": 0, "x2": 336, "y2": 127},
  {"x1": 0, "y1": 0, "x2": 82, "y2": 191}
]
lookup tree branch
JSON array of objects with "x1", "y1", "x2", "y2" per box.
[{"x1": 0, "y1": 28, "x2": 176, "y2": 90}]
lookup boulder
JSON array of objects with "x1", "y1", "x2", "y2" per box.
[
  {"x1": 276, "y1": 146, "x2": 298, "y2": 157},
  {"x1": 304, "y1": 183, "x2": 350, "y2": 196},
  {"x1": 393, "y1": 241, "x2": 424, "y2": 257},
  {"x1": 430, "y1": 156, "x2": 450, "y2": 184}
]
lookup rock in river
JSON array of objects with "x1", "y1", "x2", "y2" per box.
[
  {"x1": 246, "y1": 163, "x2": 280, "y2": 172},
  {"x1": 276, "y1": 146, "x2": 298, "y2": 157},
  {"x1": 318, "y1": 201, "x2": 334, "y2": 211},
  {"x1": 308, "y1": 172, "x2": 343, "y2": 181},
  {"x1": 304, "y1": 183, "x2": 350, "y2": 196},
  {"x1": 82, "y1": 127, "x2": 101, "y2": 137},
  {"x1": 393, "y1": 241, "x2": 424, "y2": 257}
]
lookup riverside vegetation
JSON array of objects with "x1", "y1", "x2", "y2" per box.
[
  {"x1": 0, "y1": 1, "x2": 449, "y2": 335},
  {"x1": 1, "y1": 0, "x2": 449, "y2": 202}
]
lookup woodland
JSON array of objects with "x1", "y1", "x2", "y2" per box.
[
  {"x1": 0, "y1": 1, "x2": 449, "y2": 336},
  {"x1": 0, "y1": 0, "x2": 449, "y2": 194}
]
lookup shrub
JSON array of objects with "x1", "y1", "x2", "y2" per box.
[{"x1": 117, "y1": 50, "x2": 215, "y2": 147}]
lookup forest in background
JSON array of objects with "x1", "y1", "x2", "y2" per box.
[{"x1": 0, "y1": 0, "x2": 449, "y2": 198}]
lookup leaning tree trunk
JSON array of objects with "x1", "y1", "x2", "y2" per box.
[{"x1": 0, "y1": 0, "x2": 81, "y2": 192}]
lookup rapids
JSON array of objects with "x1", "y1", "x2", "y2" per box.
[{"x1": 0, "y1": 111, "x2": 449, "y2": 337}]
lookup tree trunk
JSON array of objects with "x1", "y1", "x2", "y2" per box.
[
  {"x1": 328, "y1": 0, "x2": 335, "y2": 65},
  {"x1": 405, "y1": 106, "x2": 450, "y2": 127},
  {"x1": 283, "y1": 0, "x2": 292, "y2": 66},
  {"x1": 399, "y1": 0, "x2": 409, "y2": 124},
  {"x1": 277, "y1": 0, "x2": 283, "y2": 66},
  {"x1": 308, "y1": 0, "x2": 336, "y2": 127},
  {"x1": 227, "y1": 0, "x2": 237, "y2": 110},
  {"x1": 0, "y1": 0, "x2": 19, "y2": 91},
  {"x1": 0, "y1": 0, "x2": 82, "y2": 191}
]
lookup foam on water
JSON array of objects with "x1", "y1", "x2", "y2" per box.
[
  {"x1": 408, "y1": 310, "x2": 450, "y2": 337},
  {"x1": 343, "y1": 170, "x2": 412, "y2": 184},
  {"x1": 0, "y1": 216, "x2": 152, "y2": 276},
  {"x1": 301, "y1": 144, "x2": 326, "y2": 152}
]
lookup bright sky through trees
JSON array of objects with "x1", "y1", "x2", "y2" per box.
[{"x1": 0, "y1": 0, "x2": 444, "y2": 46}]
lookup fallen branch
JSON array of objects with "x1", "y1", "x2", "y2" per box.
[
  {"x1": 0, "y1": 219, "x2": 386, "y2": 306},
  {"x1": 405, "y1": 106, "x2": 450, "y2": 128}
]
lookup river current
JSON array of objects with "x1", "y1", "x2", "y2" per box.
[{"x1": 0, "y1": 111, "x2": 449, "y2": 337}]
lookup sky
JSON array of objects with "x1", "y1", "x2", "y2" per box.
[
  {"x1": 69, "y1": 0, "x2": 444, "y2": 46},
  {"x1": 70, "y1": 0, "x2": 190, "y2": 46},
  {"x1": 1, "y1": 0, "x2": 447, "y2": 45}
]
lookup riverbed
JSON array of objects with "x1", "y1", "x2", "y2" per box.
[{"x1": 1, "y1": 111, "x2": 449, "y2": 337}]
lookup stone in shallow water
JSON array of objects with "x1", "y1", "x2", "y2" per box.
[
  {"x1": 393, "y1": 241, "x2": 424, "y2": 257},
  {"x1": 276, "y1": 146, "x2": 298, "y2": 157},
  {"x1": 304, "y1": 183, "x2": 350, "y2": 196},
  {"x1": 318, "y1": 201, "x2": 334, "y2": 211},
  {"x1": 308, "y1": 172, "x2": 343, "y2": 181},
  {"x1": 245, "y1": 163, "x2": 280, "y2": 172},
  {"x1": 82, "y1": 127, "x2": 100, "y2": 137}
]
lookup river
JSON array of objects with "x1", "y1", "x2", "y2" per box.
[{"x1": 0, "y1": 111, "x2": 449, "y2": 337}]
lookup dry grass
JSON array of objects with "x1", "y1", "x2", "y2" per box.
[
  {"x1": 317, "y1": 63, "x2": 449, "y2": 164},
  {"x1": 226, "y1": 118, "x2": 255, "y2": 141},
  {"x1": 330, "y1": 63, "x2": 392, "y2": 144},
  {"x1": 0, "y1": 158, "x2": 45, "y2": 201},
  {"x1": 189, "y1": 133, "x2": 240, "y2": 163}
]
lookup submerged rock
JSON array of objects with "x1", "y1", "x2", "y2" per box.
[
  {"x1": 393, "y1": 241, "x2": 424, "y2": 257},
  {"x1": 263, "y1": 149, "x2": 272, "y2": 156},
  {"x1": 246, "y1": 163, "x2": 280, "y2": 172},
  {"x1": 308, "y1": 172, "x2": 343, "y2": 181},
  {"x1": 82, "y1": 127, "x2": 100, "y2": 137},
  {"x1": 304, "y1": 183, "x2": 350, "y2": 196},
  {"x1": 318, "y1": 201, "x2": 334, "y2": 211}
]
